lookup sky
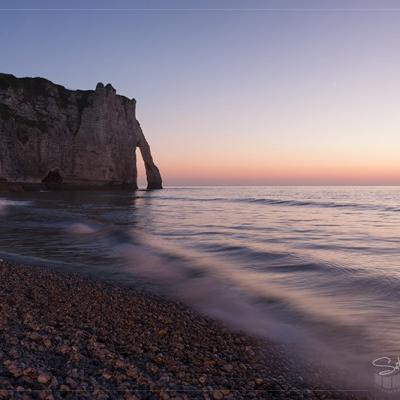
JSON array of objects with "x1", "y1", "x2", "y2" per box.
[{"x1": 1, "y1": 0, "x2": 400, "y2": 186}]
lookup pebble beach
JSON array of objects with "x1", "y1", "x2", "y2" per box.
[{"x1": 0, "y1": 261, "x2": 366, "y2": 400}]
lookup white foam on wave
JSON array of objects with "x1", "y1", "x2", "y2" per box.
[
  {"x1": 116, "y1": 231, "x2": 372, "y2": 386},
  {"x1": 117, "y1": 238, "x2": 316, "y2": 343},
  {"x1": 0, "y1": 199, "x2": 32, "y2": 215},
  {"x1": 0, "y1": 199, "x2": 32, "y2": 206}
]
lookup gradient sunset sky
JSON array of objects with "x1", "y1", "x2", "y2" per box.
[{"x1": 1, "y1": 0, "x2": 400, "y2": 186}]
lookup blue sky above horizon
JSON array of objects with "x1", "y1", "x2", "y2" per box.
[{"x1": 1, "y1": 0, "x2": 400, "y2": 186}]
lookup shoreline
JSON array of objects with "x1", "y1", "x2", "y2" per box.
[{"x1": 0, "y1": 261, "x2": 365, "y2": 399}]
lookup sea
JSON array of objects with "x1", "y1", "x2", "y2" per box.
[{"x1": 1, "y1": 186, "x2": 399, "y2": 379}]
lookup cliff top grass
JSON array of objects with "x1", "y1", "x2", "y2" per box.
[
  {"x1": 0, "y1": 73, "x2": 135, "y2": 104},
  {"x1": 0, "y1": 73, "x2": 65, "y2": 97},
  {"x1": 0, "y1": 73, "x2": 94, "y2": 117}
]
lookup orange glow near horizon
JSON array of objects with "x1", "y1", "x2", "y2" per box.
[
  {"x1": 138, "y1": 80, "x2": 400, "y2": 186},
  {"x1": 137, "y1": 149, "x2": 400, "y2": 186}
]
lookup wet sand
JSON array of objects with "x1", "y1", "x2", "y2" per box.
[{"x1": 0, "y1": 261, "x2": 365, "y2": 399}]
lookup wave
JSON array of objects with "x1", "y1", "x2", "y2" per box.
[
  {"x1": 135, "y1": 194, "x2": 400, "y2": 213},
  {"x1": 0, "y1": 199, "x2": 33, "y2": 215},
  {"x1": 237, "y1": 197, "x2": 400, "y2": 212},
  {"x1": 0, "y1": 199, "x2": 32, "y2": 206},
  {"x1": 114, "y1": 232, "x2": 381, "y2": 383}
]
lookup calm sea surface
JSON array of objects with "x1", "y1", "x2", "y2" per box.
[{"x1": 1, "y1": 186, "x2": 399, "y2": 369}]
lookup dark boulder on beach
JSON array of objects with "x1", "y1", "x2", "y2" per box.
[{"x1": 0, "y1": 73, "x2": 162, "y2": 190}]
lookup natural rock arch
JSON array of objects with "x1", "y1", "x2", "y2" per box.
[
  {"x1": 136, "y1": 124, "x2": 162, "y2": 190},
  {"x1": 0, "y1": 73, "x2": 163, "y2": 190}
]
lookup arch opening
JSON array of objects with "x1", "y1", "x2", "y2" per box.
[{"x1": 135, "y1": 147, "x2": 147, "y2": 189}]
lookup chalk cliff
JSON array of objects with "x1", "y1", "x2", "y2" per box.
[{"x1": 0, "y1": 73, "x2": 162, "y2": 190}]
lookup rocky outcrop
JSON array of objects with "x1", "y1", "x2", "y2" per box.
[{"x1": 0, "y1": 73, "x2": 162, "y2": 190}]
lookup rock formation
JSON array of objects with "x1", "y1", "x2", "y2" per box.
[{"x1": 0, "y1": 73, "x2": 162, "y2": 190}]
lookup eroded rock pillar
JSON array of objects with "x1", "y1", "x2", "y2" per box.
[{"x1": 137, "y1": 125, "x2": 162, "y2": 190}]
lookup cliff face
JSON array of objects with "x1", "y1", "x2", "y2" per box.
[{"x1": 0, "y1": 73, "x2": 162, "y2": 190}]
